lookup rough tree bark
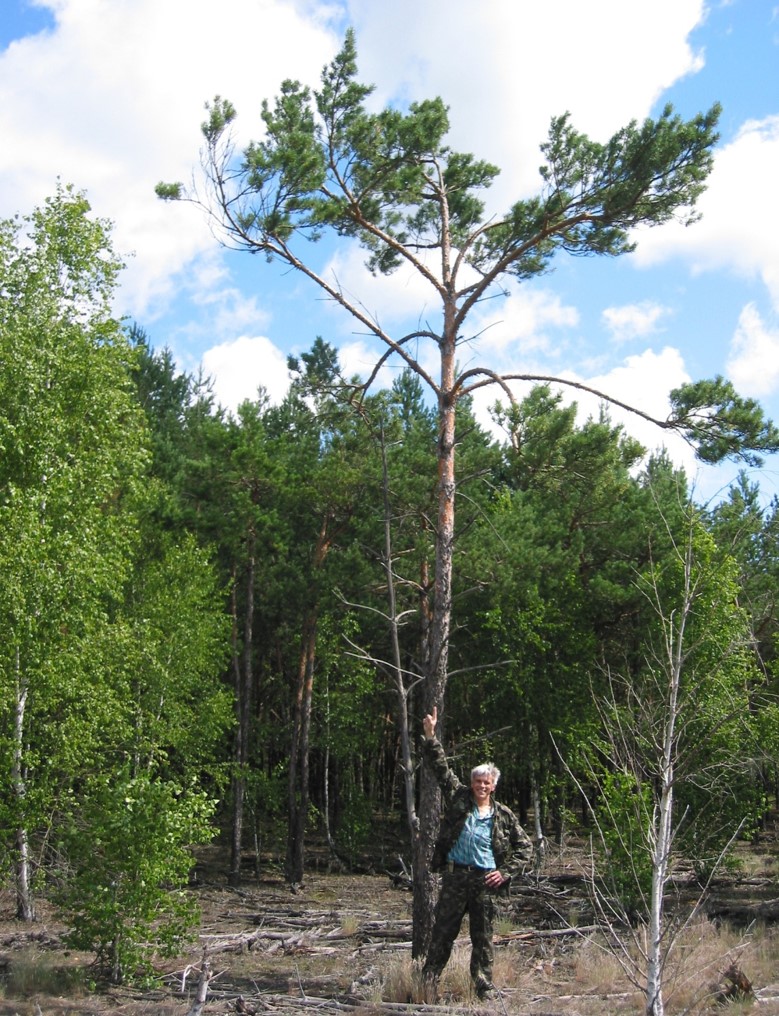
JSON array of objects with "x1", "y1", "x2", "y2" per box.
[
  {"x1": 286, "y1": 515, "x2": 337, "y2": 885},
  {"x1": 229, "y1": 530, "x2": 256, "y2": 887},
  {"x1": 286, "y1": 612, "x2": 318, "y2": 885}
]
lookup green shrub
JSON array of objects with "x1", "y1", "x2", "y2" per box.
[{"x1": 55, "y1": 770, "x2": 215, "y2": 984}]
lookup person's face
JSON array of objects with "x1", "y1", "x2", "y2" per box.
[{"x1": 471, "y1": 772, "x2": 494, "y2": 804}]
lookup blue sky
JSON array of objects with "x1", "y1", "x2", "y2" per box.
[{"x1": 1, "y1": 0, "x2": 778, "y2": 505}]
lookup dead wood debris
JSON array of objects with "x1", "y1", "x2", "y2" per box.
[
  {"x1": 182, "y1": 948, "x2": 214, "y2": 1016},
  {"x1": 706, "y1": 896, "x2": 779, "y2": 925},
  {"x1": 198, "y1": 910, "x2": 591, "y2": 963},
  {"x1": 717, "y1": 960, "x2": 754, "y2": 1003}
]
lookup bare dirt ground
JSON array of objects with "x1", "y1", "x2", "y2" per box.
[{"x1": 1, "y1": 828, "x2": 779, "y2": 1016}]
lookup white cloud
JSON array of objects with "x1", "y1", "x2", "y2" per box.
[
  {"x1": 555, "y1": 347, "x2": 704, "y2": 487},
  {"x1": 201, "y1": 335, "x2": 290, "y2": 414},
  {"x1": 314, "y1": 262, "x2": 581, "y2": 386},
  {"x1": 321, "y1": 242, "x2": 442, "y2": 333},
  {"x1": 468, "y1": 341, "x2": 777, "y2": 508},
  {"x1": 633, "y1": 116, "x2": 779, "y2": 310},
  {"x1": 470, "y1": 344, "x2": 696, "y2": 467},
  {"x1": 338, "y1": 337, "x2": 399, "y2": 390},
  {"x1": 193, "y1": 283, "x2": 271, "y2": 340},
  {"x1": 4, "y1": 0, "x2": 775, "y2": 512},
  {"x1": 572, "y1": 346, "x2": 690, "y2": 440},
  {"x1": 558, "y1": 346, "x2": 758, "y2": 506},
  {"x1": 602, "y1": 301, "x2": 671, "y2": 343},
  {"x1": 0, "y1": 0, "x2": 710, "y2": 330},
  {"x1": 0, "y1": 0, "x2": 342, "y2": 316},
  {"x1": 465, "y1": 286, "x2": 579, "y2": 362},
  {"x1": 726, "y1": 303, "x2": 779, "y2": 397}
]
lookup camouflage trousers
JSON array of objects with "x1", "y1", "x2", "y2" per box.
[{"x1": 422, "y1": 868, "x2": 496, "y2": 991}]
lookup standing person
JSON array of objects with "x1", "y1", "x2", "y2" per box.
[{"x1": 420, "y1": 708, "x2": 533, "y2": 1001}]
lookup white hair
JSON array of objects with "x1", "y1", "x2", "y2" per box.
[{"x1": 471, "y1": 762, "x2": 500, "y2": 787}]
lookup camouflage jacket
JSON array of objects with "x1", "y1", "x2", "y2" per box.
[{"x1": 422, "y1": 736, "x2": 533, "y2": 879}]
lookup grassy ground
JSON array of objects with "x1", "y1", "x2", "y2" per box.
[{"x1": 1, "y1": 828, "x2": 778, "y2": 1015}]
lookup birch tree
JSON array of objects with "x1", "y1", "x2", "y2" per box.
[
  {"x1": 0, "y1": 186, "x2": 147, "y2": 918},
  {"x1": 574, "y1": 508, "x2": 761, "y2": 1016}
]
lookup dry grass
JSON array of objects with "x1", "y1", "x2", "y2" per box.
[
  {"x1": 366, "y1": 915, "x2": 779, "y2": 1014},
  {"x1": 0, "y1": 946, "x2": 88, "y2": 1000},
  {"x1": 659, "y1": 919, "x2": 779, "y2": 1013},
  {"x1": 1, "y1": 831, "x2": 779, "y2": 1015},
  {"x1": 2, "y1": 909, "x2": 777, "y2": 1016},
  {"x1": 339, "y1": 914, "x2": 360, "y2": 937},
  {"x1": 380, "y1": 947, "x2": 493, "y2": 1006}
]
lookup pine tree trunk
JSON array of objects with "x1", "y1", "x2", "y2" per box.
[
  {"x1": 230, "y1": 534, "x2": 255, "y2": 887},
  {"x1": 411, "y1": 767, "x2": 441, "y2": 958},
  {"x1": 285, "y1": 515, "x2": 336, "y2": 885},
  {"x1": 379, "y1": 426, "x2": 419, "y2": 841},
  {"x1": 286, "y1": 615, "x2": 317, "y2": 884},
  {"x1": 413, "y1": 318, "x2": 457, "y2": 956}
]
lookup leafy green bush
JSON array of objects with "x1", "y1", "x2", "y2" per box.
[
  {"x1": 595, "y1": 768, "x2": 654, "y2": 919},
  {"x1": 55, "y1": 770, "x2": 215, "y2": 984}
]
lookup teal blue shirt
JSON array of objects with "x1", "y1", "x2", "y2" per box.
[{"x1": 447, "y1": 806, "x2": 496, "y2": 868}]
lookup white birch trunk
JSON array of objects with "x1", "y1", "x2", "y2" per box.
[
  {"x1": 12, "y1": 648, "x2": 34, "y2": 921},
  {"x1": 645, "y1": 771, "x2": 673, "y2": 1016},
  {"x1": 644, "y1": 538, "x2": 692, "y2": 1016}
]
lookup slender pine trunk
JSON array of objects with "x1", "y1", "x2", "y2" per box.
[
  {"x1": 413, "y1": 299, "x2": 458, "y2": 958},
  {"x1": 286, "y1": 615, "x2": 317, "y2": 883},
  {"x1": 230, "y1": 533, "x2": 256, "y2": 886},
  {"x1": 378, "y1": 424, "x2": 419, "y2": 838}
]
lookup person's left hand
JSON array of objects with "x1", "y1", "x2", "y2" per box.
[{"x1": 485, "y1": 869, "x2": 506, "y2": 889}]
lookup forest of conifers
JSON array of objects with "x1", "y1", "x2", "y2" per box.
[{"x1": 133, "y1": 323, "x2": 779, "y2": 881}]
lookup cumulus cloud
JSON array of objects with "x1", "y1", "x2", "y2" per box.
[
  {"x1": 321, "y1": 242, "x2": 441, "y2": 333},
  {"x1": 3, "y1": 0, "x2": 775, "y2": 506},
  {"x1": 0, "y1": 0, "x2": 711, "y2": 332},
  {"x1": 0, "y1": 0, "x2": 342, "y2": 315},
  {"x1": 313, "y1": 262, "x2": 581, "y2": 388},
  {"x1": 602, "y1": 301, "x2": 671, "y2": 343},
  {"x1": 571, "y1": 346, "x2": 690, "y2": 437},
  {"x1": 469, "y1": 344, "x2": 696, "y2": 469},
  {"x1": 337, "y1": 337, "x2": 400, "y2": 390},
  {"x1": 464, "y1": 285, "x2": 579, "y2": 363},
  {"x1": 558, "y1": 347, "x2": 702, "y2": 485},
  {"x1": 726, "y1": 303, "x2": 779, "y2": 397},
  {"x1": 554, "y1": 346, "x2": 754, "y2": 507},
  {"x1": 201, "y1": 335, "x2": 290, "y2": 415}
]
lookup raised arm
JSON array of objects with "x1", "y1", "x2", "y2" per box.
[
  {"x1": 421, "y1": 707, "x2": 463, "y2": 801},
  {"x1": 423, "y1": 706, "x2": 438, "y2": 741}
]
